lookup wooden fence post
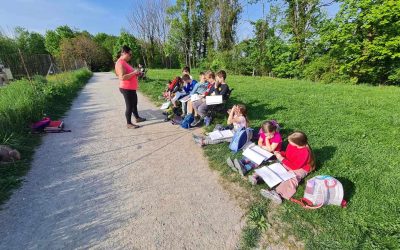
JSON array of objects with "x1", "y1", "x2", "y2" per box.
[{"x1": 18, "y1": 48, "x2": 31, "y2": 82}]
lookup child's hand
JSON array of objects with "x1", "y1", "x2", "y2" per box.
[{"x1": 274, "y1": 152, "x2": 284, "y2": 161}]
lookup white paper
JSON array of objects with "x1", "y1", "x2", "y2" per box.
[
  {"x1": 180, "y1": 95, "x2": 191, "y2": 103},
  {"x1": 190, "y1": 94, "x2": 201, "y2": 102},
  {"x1": 206, "y1": 95, "x2": 223, "y2": 105},
  {"x1": 171, "y1": 91, "x2": 186, "y2": 102},
  {"x1": 160, "y1": 101, "x2": 171, "y2": 110},
  {"x1": 208, "y1": 130, "x2": 233, "y2": 141},
  {"x1": 255, "y1": 167, "x2": 282, "y2": 188},
  {"x1": 255, "y1": 163, "x2": 296, "y2": 188},
  {"x1": 242, "y1": 144, "x2": 273, "y2": 165}
]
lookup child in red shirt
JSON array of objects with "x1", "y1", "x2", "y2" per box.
[{"x1": 260, "y1": 131, "x2": 315, "y2": 204}]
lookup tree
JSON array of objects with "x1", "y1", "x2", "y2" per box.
[
  {"x1": 93, "y1": 33, "x2": 118, "y2": 56},
  {"x1": 217, "y1": 0, "x2": 242, "y2": 51},
  {"x1": 113, "y1": 32, "x2": 141, "y2": 65},
  {"x1": 45, "y1": 25, "x2": 76, "y2": 56},
  {"x1": 14, "y1": 27, "x2": 47, "y2": 54},
  {"x1": 326, "y1": 0, "x2": 400, "y2": 84},
  {"x1": 60, "y1": 35, "x2": 113, "y2": 72}
]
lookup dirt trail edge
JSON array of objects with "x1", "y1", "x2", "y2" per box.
[{"x1": 0, "y1": 73, "x2": 244, "y2": 249}]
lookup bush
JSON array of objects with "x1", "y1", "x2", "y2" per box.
[{"x1": 303, "y1": 54, "x2": 350, "y2": 83}]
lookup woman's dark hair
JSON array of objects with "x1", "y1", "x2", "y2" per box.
[{"x1": 121, "y1": 45, "x2": 132, "y2": 54}]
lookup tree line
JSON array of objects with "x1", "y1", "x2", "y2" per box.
[
  {"x1": 1, "y1": 0, "x2": 399, "y2": 85},
  {"x1": 130, "y1": 0, "x2": 399, "y2": 85},
  {"x1": 0, "y1": 26, "x2": 143, "y2": 72}
]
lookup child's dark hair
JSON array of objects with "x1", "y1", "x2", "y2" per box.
[
  {"x1": 262, "y1": 120, "x2": 278, "y2": 133},
  {"x1": 182, "y1": 74, "x2": 191, "y2": 81},
  {"x1": 216, "y1": 70, "x2": 227, "y2": 80},
  {"x1": 288, "y1": 131, "x2": 316, "y2": 171},
  {"x1": 182, "y1": 66, "x2": 190, "y2": 73},
  {"x1": 199, "y1": 72, "x2": 205, "y2": 76}
]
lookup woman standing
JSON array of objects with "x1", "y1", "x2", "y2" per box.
[{"x1": 115, "y1": 46, "x2": 146, "y2": 129}]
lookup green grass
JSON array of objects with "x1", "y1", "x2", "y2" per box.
[
  {"x1": 141, "y1": 69, "x2": 400, "y2": 249},
  {"x1": 0, "y1": 69, "x2": 93, "y2": 204}
]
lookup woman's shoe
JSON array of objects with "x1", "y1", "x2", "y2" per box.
[
  {"x1": 260, "y1": 189, "x2": 282, "y2": 204},
  {"x1": 127, "y1": 124, "x2": 140, "y2": 129},
  {"x1": 135, "y1": 117, "x2": 147, "y2": 123}
]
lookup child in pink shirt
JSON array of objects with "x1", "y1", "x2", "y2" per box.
[{"x1": 226, "y1": 120, "x2": 282, "y2": 176}]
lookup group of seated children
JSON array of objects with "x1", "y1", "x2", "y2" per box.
[
  {"x1": 194, "y1": 102, "x2": 314, "y2": 206},
  {"x1": 162, "y1": 66, "x2": 315, "y2": 205},
  {"x1": 162, "y1": 67, "x2": 230, "y2": 127}
]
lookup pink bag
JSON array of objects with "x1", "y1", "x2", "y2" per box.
[{"x1": 31, "y1": 117, "x2": 51, "y2": 132}]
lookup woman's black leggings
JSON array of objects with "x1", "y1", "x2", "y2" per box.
[{"x1": 120, "y1": 88, "x2": 139, "y2": 124}]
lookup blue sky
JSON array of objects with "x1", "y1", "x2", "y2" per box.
[{"x1": 0, "y1": 0, "x2": 340, "y2": 40}]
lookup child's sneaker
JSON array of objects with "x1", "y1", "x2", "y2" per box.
[
  {"x1": 226, "y1": 157, "x2": 238, "y2": 172},
  {"x1": 234, "y1": 159, "x2": 247, "y2": 176},
  {"x1": 192, "y1": 134, "x2": 204, "y2": 147},
  {"x1": 248, "y1": 174, "x2": 259, "y2": 185},
  {"x1": 260, "y1": 189, "x2": 282, "y2": 204}
]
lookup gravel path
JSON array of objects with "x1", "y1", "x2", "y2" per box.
[{"x1": 0, "y1": 73, "x2": 244, "y2": 249}]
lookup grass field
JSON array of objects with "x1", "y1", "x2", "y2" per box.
[
  {"x1": 0, "y1": 69, "x2": 92, "y2": 204},
  {"x1": 140, "y1": 69, "x2": 400, "y2": 249}
]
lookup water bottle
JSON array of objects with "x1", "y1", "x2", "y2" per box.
[{"x1": 204, "y1": 116, "x2": 212, "y2": 126}]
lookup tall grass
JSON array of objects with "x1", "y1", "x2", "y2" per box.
[{"x1": 0, "y1": 69, "x2": 92, "y2": 204}]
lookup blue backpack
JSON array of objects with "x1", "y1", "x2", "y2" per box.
[
  {"x1": 181, "y1": 114, "x2": 194, "y2": 129},
  {"x1": 229, "y1": 127, "x2": 253, "y2": 153}
]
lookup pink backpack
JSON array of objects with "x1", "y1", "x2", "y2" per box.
[{"x1": 291, "y1": 175, "x2": 347, "y2": 209}]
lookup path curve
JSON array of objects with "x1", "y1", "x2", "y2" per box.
[{"x1": 0, "y1": 73, "x2": 244, "y2": 249}]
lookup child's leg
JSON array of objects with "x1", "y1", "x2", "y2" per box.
[
  {"x1": 275, "y1": 168, "x2": 308, "y2": 200},
  {"x1": 187, "y1": 100, "x2": 193, "y2": 114}
]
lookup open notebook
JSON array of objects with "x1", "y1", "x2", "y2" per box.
[
  {"x1": 208, "y1": 130, "x2": 234, "y2": 141},
  {"x1": 205, "y1": 95, "x2": 223, "y2": 105},
  {"x1": 255, "y1": 163, "x2": 296, "y2": 188},
  {"x1": 242, "y1": 143, "x2": 274, "y2": 165}
]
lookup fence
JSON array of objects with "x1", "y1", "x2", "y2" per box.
[{"x1": 0, "y1": 51, "x2": 86, "y2": 83}]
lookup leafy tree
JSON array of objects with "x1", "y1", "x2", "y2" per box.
[
  {"x1": 93, "y1": 33, "x2": 118, "y2": 56},
  {"x1": 326, "y1": 0, "x2": 400, "y2": 84},
  {"x1": 14, "y1": 27, "x2": 47, "y2": 54},
  {"x1": 60, "y1": 35, "x2": 112, "y2": 72},
  {"x1": 45, "y1": 25, "x2": 76, "y2": 56},
  {"x1": 113, "y1": 32, "x2": 141, "y2": 64}
]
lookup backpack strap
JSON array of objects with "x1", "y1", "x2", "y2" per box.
[{"x1": 290, "y1": 198, "x2": 323, "y2": 209}]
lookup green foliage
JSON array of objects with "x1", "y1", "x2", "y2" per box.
[
  {"x1": 326, "y1": 0, "x2": 400, "y2": 84},
  {"x1": 303, "y1": 54, "x2": 350, "y2": 83},
  {"x1": 14, "y1": 27, "x2": 47, "y2": 54},
  {"x1": 143, "y1": 69, "x2": 400, "y2": 249},
  {"x1": 113, "y1": 32, "x2": 141, "y2": 65},
  {"x1": 45, "y1": 25, "x2": 76, "y2": 56},
  {"x1": 93, "y1": 33, "x2": 118, "y2": 56},
  {"x1": 0, "y1": 69, "x2": 92, "y2": 204}
]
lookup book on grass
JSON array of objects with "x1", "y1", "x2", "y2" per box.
[
  {"x1": 160, "y1": 101, "x2": 171, "y2": 110},
  {"x1": 242, "y1": 143, "x2": 274, "y2": 165},
  {"x1": 205, "y1": 95, "x2": 223, "y2": 105},
  {"x1": 255, "y1": 163, "x2": 296, "y2": 188},
  {"x1": 208, "y1": 129, "x2": 234, "y2": 141}
]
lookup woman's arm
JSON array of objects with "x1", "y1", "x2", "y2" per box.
[{"x1": 115, "y1": 62, "x2": 137, "y2": 81}]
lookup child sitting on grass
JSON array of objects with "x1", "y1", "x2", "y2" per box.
[
  {"x1": 192, "y1": 104, "x2": 248, "y2": 146},
  {"x1": 260, "y1": 131, "x2": 315, "y2": 204},
  {"x1": 186, "y1": 72, "x2": 208, "y2": 114},
  {"x1": 227, "y1": 120, "x2": 282, "y2": 177}
]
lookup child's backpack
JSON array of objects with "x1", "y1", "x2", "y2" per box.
[
  {"x1": 31, "y1": 117, "x2": 51, "y2": 133},
  {"x1": 290, "y1": 175, "x2": 347, "y2": 209},
  {"x1": 181, "y1": 113, "x2": 194, "y2": 129},
  {"x1": 229, "y1": 127, "x2": 253, "y2": 153}
]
